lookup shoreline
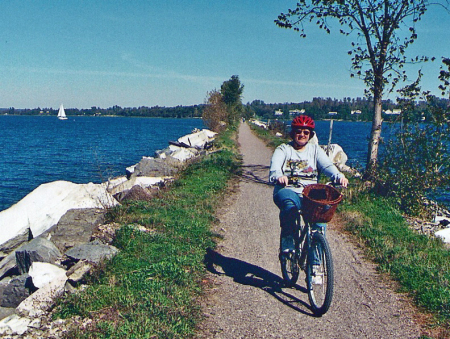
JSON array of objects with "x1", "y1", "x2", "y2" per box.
[{"x1": 0, "y1": 117, "x2": 205, "y2": 212}]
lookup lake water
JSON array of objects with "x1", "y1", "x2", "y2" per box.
[
  {"x1": 0, "y1": 117, "x2": 448, "y2": 211},
  {"x1": 0, "y1": 116, "x2": 204, "y2": 211}
]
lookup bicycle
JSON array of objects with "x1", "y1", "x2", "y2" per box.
[{"x1": 279, "y1": 182, "x2": 342, "y2": 316}]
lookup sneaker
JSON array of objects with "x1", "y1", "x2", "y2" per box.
[
  {"x1": 281, "y1": 235, "x2": 295, "y2": 253},
  {"x1": 312, "y1": 266, "x2": 323, "y2": 285}
]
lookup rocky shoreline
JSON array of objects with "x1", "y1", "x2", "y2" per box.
[{"x1": 0, "y1": 128, "x2": 217, "y2": 337}]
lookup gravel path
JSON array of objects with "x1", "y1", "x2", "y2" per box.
[{"x1": 199, "y1": 123, "x2": 421, "y2": 339}]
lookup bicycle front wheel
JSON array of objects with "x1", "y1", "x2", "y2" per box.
[
  {"x1": 279, "y1": 251, "x2": 299, "y2": 287},
  {"x1": 306, "y1": 232, "x2": 334, "y2": 316}
]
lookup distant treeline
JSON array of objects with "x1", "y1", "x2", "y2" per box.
[
  {"x1": 246, "y1": 97, "x2": 450, "y2": 122},
  {"x1": 3, "y1": 96, "x2": 449, "y2": 122},
  {"x1": 1, "y1": 105, "x2": 205, "y2": 118}
]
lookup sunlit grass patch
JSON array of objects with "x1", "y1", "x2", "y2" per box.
[{"x1": 54, "y1": 132, "x2": 240, "y2": 338}]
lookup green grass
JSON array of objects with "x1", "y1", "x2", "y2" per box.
[
  {"x1": 54, "y1": 132, "x2": 240, "y2": 338},
  {"x1": 340, "y1": 187, "x2": 450, "y2": 335},
  {"x1": 248, "y1": 122, "x2": 288, "y2": 148}
]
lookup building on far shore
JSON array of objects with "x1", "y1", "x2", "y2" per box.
[
  {"x1": 383, "y1": 109, "x2": 401, "y2": 115},
  {"x1": 289, "y1": 109, "x2": 305, "y2": 115},
  {"x1": 274, "y1": 109, "x2": 283, "y2": 116}
]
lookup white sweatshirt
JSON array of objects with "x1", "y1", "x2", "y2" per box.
[{"x1": 269, "y1": 142, "x2": 344, "y2": 195}]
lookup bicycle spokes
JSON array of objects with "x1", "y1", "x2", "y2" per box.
[
  {"x1": 279, "y1": 251, "x2": 299, "y2": 287},
  {"x1": 307, "y1": 233, "x2": 334, "y2": 316}
]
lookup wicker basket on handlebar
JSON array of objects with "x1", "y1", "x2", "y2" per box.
[{"x1": 302, "y1": 184, "x2": 342, "y2": 223}]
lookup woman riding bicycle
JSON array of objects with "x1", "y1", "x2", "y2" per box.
[{"x1": 269, "y1": 115, "x2": 349, "y2": 253}]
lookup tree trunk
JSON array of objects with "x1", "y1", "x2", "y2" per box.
[{"x1": 365, "y1": 82, "x2": 383, "y2": 178}]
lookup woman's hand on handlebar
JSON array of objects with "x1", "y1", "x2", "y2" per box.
[
  {"x1": 338, "y1": 176, "x2": 349, "y2": 188},
  {"x1": 277, "y1": 176, "x2": 289, "y2": 186}
]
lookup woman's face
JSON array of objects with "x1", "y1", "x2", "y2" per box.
[{"x1": 292, "y1": 128, "x2": 311, "y2": 148}]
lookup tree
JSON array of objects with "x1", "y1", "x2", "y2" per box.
[
  {"x1": 220, "y1": 75, "x2": 244, "y2": 124},
  {"x1": 376, "y1": 58, "x2": 450, "y2": 216},
  {"x1": 275, "y1": 0, "x2": 447, "y2": 176},
  {"x1": 202, "y1": 90, "x2": 228, "y2": 132}
]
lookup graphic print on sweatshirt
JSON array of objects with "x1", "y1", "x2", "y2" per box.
[{"x1": 285, "y1": 159, "x2": 318, "y2": 186}]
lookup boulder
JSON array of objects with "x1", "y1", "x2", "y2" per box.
[
  {"x1": 0, "y1": 253, "x2": 19, "y2": 280},
  {"x1": 108, "y1": 176, "x2": 170, "y2": 196},
  {"x1": 321, "y1": 144, "x2": 348, "y2": 166},
  {"x1": 0, "y1": 314, "x2": 31, "y2": 336},
  {"x1": 435, "y1": 215, "x2": 450, "y2": 226},
  {"x1": 16, "y1": 274, "x2": 67, "y2": 318},
  {"x1": 43, "y1": 208, "x2": 106, "y2": 253},
  {"x1": 15, "y1": 237, "x2": 62, "y2": 274},
  {"x1": 251, "y1": 120, "x2": 268, "y2": 129},
  {"x1": 113, "y1": 185, "x2": 158, "y2": 203},
  {"x1": 0, "y1": 274, "x2": 31, "y2": 308},
  {"x1": 166, "y1": 145, "x2": 199, "y2": 161},
  {"x1": 0, "y1": 307, "x2": 15, "y2": 321},
  {"x1": 177, "y1": 129, "x2": 216, "y2": 149},
  {"x1": 435, "y1": 228, "x2": 450, "y2": 244},
  {"x1": 0, "y1": 237, "x2": 62, "y2": 279},
  {"x1": 0, "y1": 231, "x2": 30, "y2": 262},
  {"x1": 0, "y1": 181, "x2": 119, "y2": 250},
  {"x1": 65, "y1": 241, "x2": 119, "y2": 264},
  {"x1": 105, "y1": 176, "x2": 128, "y2": 191},
  {"x1": 28, "y1": 262, "x2": 67, "y2": 289},
  {"x1": 66, "y1": 260, "x2": 92, "y2": 284},
  {"x1": 130, "y1": 157, "x2": 180, "y2": 178},
  {"x1": 126, "y1": 164, "x2": 136, "y2": 177}
]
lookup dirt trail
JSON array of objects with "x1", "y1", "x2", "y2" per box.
[{"x1": 199, "y1": 123, "x2": 421, "y2": 339}]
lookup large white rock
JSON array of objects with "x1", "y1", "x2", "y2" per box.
[
  {"x1": 177, "y1": 129, "x2": 216, "y2": 148},
  {"x1": 28, "y1": 262, "x2": 67, "y2": 289},
  {"x1": 168, "y1": 145, "x2": 198, "y2": 161},
  {"x1": 251, "y1": 120, "x2": 268, "y2": 129},
  {"x1": 321, "y1": 144, "x2": 348, "y2": 166},
  {"x1": 0, "y1": 180, "x2": 119, "y2": 247},
  {"x1": 0, "y1": 314, "x2": 31, "y2": 336},
  {"x1": 202, "y1": 129, "x2": 217, "y2": 139},
  {"x1": 106, "y1": 176, "x2": 128, "y2": 191},
  {"x1": 434, "y1": 215, "x2": 450, "y2": 225},
  {"x1": 435, "y1": 228, "x2": 450, "y2": 244},
  {"x1": 108, "y1": 176, "x2": 171, "y2": 196},
  {"x1": 16, "y1": 274, "x2": 67, "y2": 318}
]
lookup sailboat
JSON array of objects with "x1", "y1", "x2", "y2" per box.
[{"x1": 57, "y1": 104, "x2": 68, "y2": 120}]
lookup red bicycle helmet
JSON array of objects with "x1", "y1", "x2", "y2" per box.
[{"x1": 291, "y1": 115, "x2": 315, "y2": 129}]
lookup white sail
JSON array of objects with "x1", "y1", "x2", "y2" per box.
[{"x1": 57, "y1": 104, "x2": 67, "y2": 120}]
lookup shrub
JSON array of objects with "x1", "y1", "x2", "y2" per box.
[{"x1": 375, "y1": 60, "x2": 450, "y2": 216}]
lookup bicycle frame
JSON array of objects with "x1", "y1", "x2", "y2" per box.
[{"x1": 295, "y1": 211, "x2": 325, "y2": 272}]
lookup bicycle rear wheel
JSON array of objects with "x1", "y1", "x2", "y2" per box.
[
  {"x1": 306, "y1": 232, "x2": 334, "y2": 316},
  {"x1": 279, "y1": 251, "x2": 299, "y2": 287}
]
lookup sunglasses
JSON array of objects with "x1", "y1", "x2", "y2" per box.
[{"x1": 294, "y1": 129, "x2": 311, "y2": 136}]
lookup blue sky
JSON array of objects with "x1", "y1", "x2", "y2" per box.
[{"x1": 1, "y1": 1, "x2": 449, "y2": 109}]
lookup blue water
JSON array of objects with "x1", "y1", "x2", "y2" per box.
[
  {"x1": 1, "y1": 117, "x2": 448, "y2": 211},
  {"x1": 0, "y1": 116, "x2": 204, "y2": 211},
  {"x1": 314, "y1": 120, "x2": 371, "y2": 170}
]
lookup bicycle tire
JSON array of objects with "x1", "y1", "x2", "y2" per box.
[
  {"x1": 306, "y1": 232, "x2": 334, "y2": 316},
  {"x1": 279, "y1": 251, "x2": 299, "y2": 287}
]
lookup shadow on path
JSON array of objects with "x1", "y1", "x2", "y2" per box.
[
  {"x1": 240, "y1": 164, "x2": 272, "y2": 186},
  {"x1": 204, "y1": 248, "x2": 316, "y2": 316}
]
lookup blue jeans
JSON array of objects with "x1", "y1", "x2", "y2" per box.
[{"x1": 273, "y1": 187, "x2": 327, "y2": 240}]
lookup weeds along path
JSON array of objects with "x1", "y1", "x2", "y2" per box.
[{"x1": 199, "y1": 123, "x2": 421, "y2": 339}]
